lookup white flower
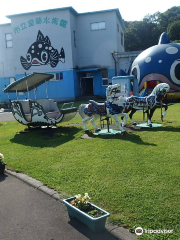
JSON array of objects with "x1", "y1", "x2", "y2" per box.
[
  {"x1": 84, "y1": 193, "x2": 90, "y2": 200},
  {"x1": 75, "y1": 194, "x2": 81, "y2": 200},
  {"x1": 0, "y1": 153, "x2": 4, "y2": 160}
]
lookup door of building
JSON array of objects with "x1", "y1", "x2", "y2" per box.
[{"x1": 80, "y1": 77, "x2": 94, "y2": 95}]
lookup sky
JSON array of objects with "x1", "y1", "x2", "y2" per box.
[{"x1": 0, "y1": 0, "x2": 179, "y2": 24}]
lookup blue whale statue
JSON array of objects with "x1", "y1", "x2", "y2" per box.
[{"x1": 130, "y1": 32, "x2": 180, "y2": 93}]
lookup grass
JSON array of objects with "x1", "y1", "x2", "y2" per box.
[
  {"x1": 57, "y1": 98, "x2": 104, "y2": 109},
  {"x1": 1, "y1": 101, "x2": 180, "y2": 240}
]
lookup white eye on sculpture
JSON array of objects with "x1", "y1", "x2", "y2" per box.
[
  {"x1": 131, "y1": 64, "x2": 140, "y2": 83},
  {"x1": 170, "y1": 59, "x2": 180, "y2": 85}
]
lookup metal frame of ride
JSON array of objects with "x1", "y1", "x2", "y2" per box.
[{"x1": 3, "y1": 72, "x2": 77, "y2": 128}]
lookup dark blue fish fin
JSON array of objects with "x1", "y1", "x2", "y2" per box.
[
  {"x1": 119, "y1": 69, "x2": 127, "y2": 76},
  {"x1": 36, "y1": 30, "x2": 45, "y2": 42},
  {"x1": 44, "y1": 36, "x2": 51, "y2": 45},
  {"x1": 158, "y1": 32, "x2": 171, "y2": 44},
  {"x1": 50, "y1": 49, "x2": 59, "y2": 68},
  {"x1": 20, "y1": 56, "x2": 31, "y2": 70},
  {"x1": 59, "y1": 48, "x2": 65, "y2": 63}
]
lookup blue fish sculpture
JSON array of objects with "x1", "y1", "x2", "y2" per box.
[
  {"x1": 131, "y1": 32, "x2": 180, "y2": 92},
  {"x1": 20, "y1": 30, "x2": 65, "y2": 70}
]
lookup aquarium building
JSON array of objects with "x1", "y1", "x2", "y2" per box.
[{"x1": 0, "y1": 7, "x2": 130, "y2": 102}]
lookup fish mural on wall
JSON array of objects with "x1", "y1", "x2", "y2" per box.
[{"x1": 20, "y1": 30, "x2": 65, "y2": 70}]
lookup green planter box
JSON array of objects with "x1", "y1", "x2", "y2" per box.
[
  {"x1": 63, "y1": 197, "x2": 110, "y2": 232},
  {"x1": 0, "y1": 163, "x2": 6, "y2": 174}
]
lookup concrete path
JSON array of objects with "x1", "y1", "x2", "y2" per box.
[
  {"x1": 0, "y1": 108, "x2": 15, "y2": 122},
  {"x1": 0, "y1": 170, "x2": 137, "y2": 240}
]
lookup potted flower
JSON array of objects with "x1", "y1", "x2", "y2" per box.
[
  {"x1": 0, "y1": 153, "x2": 6, "y2": 174},
  {"x1": 63, "y1": 193, "x2": 110, "y2": 232}
]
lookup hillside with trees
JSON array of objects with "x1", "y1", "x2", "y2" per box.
[{"x1": 124, "y1": 6, "x2": 180, "y2": 51}]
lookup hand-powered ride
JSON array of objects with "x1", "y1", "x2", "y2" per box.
[
  {"x1": 79, "y1": 82, "x2": 170, "y2": 133},
  {"x1": 122, "y1": 83, "x2": 170, "y2": 127},
  {"x1": 79, "y1": 83, "x2": 128, "y2": 134},
  {"x1": 4, "y1": 73, "x2": 77, "y2": 128}
]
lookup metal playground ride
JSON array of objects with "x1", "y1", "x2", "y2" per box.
[{"x1": 4, "y1": 73, "x2": 77, "y2": 128}]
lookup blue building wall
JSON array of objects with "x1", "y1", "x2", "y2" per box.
[
  {"x1": 1, "y1": 70, "x2": 77, "y2": 102},
  {"x1": 1, "y1": 68, "x2": 116, "y2": 102},
  {"x1": 93, "y1": 68, "x2": 115, "y2": 96},
  {"x1": 93, "y1": 71, "x2": 103, "y2": 96}
]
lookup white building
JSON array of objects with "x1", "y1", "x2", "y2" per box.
[{"x1": 0, "y1": 7, "x2": 140, "y2": 103}]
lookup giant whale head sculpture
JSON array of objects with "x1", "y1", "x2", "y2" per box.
[{"x1": 131, "y1": 32, "x2": 180, "y2": 92}]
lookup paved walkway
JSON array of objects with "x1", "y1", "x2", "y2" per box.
[
  {"x1": 0, "y1": 170, "x2": 137, "y2": 240},
  {"x1": 0, "y1": 108, "x2": 15, "y2": 122}
]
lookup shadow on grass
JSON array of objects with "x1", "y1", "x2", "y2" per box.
[
  {"x1": 85, "y1": 130, "x2": 157, "y2": 146},
  {"x1": 131, "y1": 125, "x2": 180, "y2": 133},
  {"x1": 10, "y1": 123, "x2": 180, "y2": 148},
  {"x1": 94, "y1": 125, "x2": 180, "y2": 145},
  {"x1": 10, "y1": 126, "x2": 81, "y2": 148}
]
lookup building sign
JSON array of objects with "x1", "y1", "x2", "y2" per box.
[{"x1": 13, "y1": 17, "x2": 68, "y2": 34}]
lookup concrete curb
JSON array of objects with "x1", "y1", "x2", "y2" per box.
[{"x1": 5, "y1": 169, "x2": 137, "y2": 240}]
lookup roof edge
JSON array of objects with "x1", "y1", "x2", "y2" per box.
[
  {"x1": 6, "y1": 6, "x2": 78, "y2": 19},
  {"x1": 79, "y1": 8, "x2": 126, "y2": 30},
  {"x1": 5, "y1": 7, "x2": 125, "y2": 30},
  {"x1": 0, "y1": 23, "x2": 11, "y2": 26}
]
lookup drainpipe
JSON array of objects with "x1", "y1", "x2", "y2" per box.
[{"x1": 111, "y1": 51, "x2": 118, "y2": 76}]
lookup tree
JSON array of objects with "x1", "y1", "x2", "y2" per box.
[
  {"x1": 124, "y1": 6, "x2": 180, "y2": 51},
  {"x1": 158, "y1": 6, "x2": 180, "y2": 32},
  {"x1": 124, "y1": 19, "x2": 161, "y2": 51},
  {"x1": 167, "y1": 20, "x2": 180, "y2": 41}
]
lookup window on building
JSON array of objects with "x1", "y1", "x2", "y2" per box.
[
  {"x1": 6, "y1": 33, "x2": 12, "y2": 48},
  {"x1": 102, "y1": 79, "x2": 112, "y2": 86},
  {"x1": 9, "y1": 77, "x2": 15, "y2": 84},
  {"x1": 102, "y1": 79, "x2": 108, "y2": 86},
  {"x1": 73, "y1": 31, "x2": 76, "y2": 47},
  {"x1": 101, "y1": 70, "x2": 111, "y2": 86},
  {"x1": 117, "y1": 24, "x2": 119, "y2": 33},
  {"x1": 50, "y1": 72, "x2": 63, "y2": 81},
  {"x1": 121, "y1": 32, "x2": 124, "y2": 46},
  {"x1": 58, "y1": 72, "x2": 63, "y2": 80},
  {"x1": 86, "y1": 72, "x2": 93, "y2": 77},
  {"x1": 91, "y1": 21, "x2": 106, "y2": 31}
]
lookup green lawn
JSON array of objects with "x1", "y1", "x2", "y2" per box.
[
  {"x1": 0, "y1": 102, "x2": 180, "y2": 240},
  {"x1": 57, "y1": 98, "x2": 104, "y2": 109}
]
